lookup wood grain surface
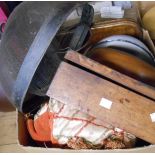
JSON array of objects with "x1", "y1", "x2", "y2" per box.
[
  {"x1": 47, "y1": 61, "x2": 155, "y2": 144},
  {"x1": 65, "y1": 51, "x2": 155, "y2": 100},
  {"x1": 88, "y1": 19, "x2": 143, "y2": 45},
  {"x1": 0, "y1": 110, "x2": 25, "y2": 152},
  {"x1": 0, "y1": 85, "x2": 25, "y2": 152}
]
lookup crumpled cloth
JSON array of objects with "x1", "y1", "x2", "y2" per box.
[{"x1": 27, "y1": 98, "x2": 136, "y2": 149}]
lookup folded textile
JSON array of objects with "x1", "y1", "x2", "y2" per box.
[{"x1": 27, "y1": 98, "x2": 136, "y2": 149}]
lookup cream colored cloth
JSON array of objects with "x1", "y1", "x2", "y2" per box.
[{"x1": 34, "y1": 98, "x2": 136, "y2": 147}]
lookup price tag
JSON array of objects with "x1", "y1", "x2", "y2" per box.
[{"x1": 99, "y1": 98, "x2": 112, "y2": 110}]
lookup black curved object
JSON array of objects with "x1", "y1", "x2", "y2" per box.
[{"x1": 0, "y1": 2, "x2": 85, "y2": 112}]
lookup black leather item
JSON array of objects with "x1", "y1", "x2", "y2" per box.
[
  {"x1": 69, "y1": 4, "x2": 94, "y2": 50},
  {"x1": 0, "y1": 2, "x2": 84, "y2": 113}
]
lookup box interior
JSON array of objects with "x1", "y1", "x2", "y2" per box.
[
  {"x1": 17, "y1": 109, "x2": 155, "y2": 153},
  {"x1": 17, "y1": 2, "x2": 155, "y2": 152}
]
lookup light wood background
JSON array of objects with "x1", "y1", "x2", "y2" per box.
[{"x1": 0, "y1": 86, "x2": 25, "y2": 152}]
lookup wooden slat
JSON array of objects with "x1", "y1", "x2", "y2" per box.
[
  {"x1": 65, "y1": 51, "x2": 155, "y2": 100},
  {"x1": 0, "y1": 111, "x2": 17, "y2": 146},
  {"x1": 47, "y1": 62, "x2": 155, "y2": 144},
  {"x1": 0, "y1": 144, "x2": 25, "y2": 153},
  {"x1": 0, "y1": 87, "x2": 21, "y2": 151}
]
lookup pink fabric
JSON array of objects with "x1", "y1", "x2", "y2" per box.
[{"x1": 0, "y1": 2, "x2": 9, "y2": 32}]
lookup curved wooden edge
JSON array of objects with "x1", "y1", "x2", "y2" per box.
[{"x1": 65, "y1": 51, "x2": 155, "y2": 100}]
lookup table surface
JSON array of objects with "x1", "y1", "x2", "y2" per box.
[{"x1": 0, "y1": 86, "x2": 25, "y2": 153}]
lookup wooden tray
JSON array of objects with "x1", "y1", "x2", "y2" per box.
[
  {"x1": 47, "y1": 51, "x2": 155, "y2": 144},
  {"x1": 89, "y1": 19, "x2": 143, "y2": 45}
]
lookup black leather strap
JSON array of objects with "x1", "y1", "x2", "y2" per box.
[{"x1": 69, "y1": 4, "x2": 94, "y2": 51}]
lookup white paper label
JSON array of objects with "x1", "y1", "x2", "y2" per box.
[
  {"x1": 150, "y1": 113, "x2": 155, "y2": 122},
  {"x1": 99, "y1": 98, "x2": 112, "y2": 110},
  {"x1": 100, "y1": 6, "x2": 124, "y2": 19}
]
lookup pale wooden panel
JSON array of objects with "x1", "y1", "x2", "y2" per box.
[
  {"x1": 0, "y1": 144, "x2": 25, "y2": 153},
  {"x1": 0, "y1": 111, "x2": 17, "y2": 145}
]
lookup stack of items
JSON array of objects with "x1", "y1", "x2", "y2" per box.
[
  {"x1": 23, "y1": 1, "x2": 155, "y2": 150},
  {"x1": 86, "y1": 34, "x2": 155, "y2": 86},
  {"x1": 1, "y1": 1, "x2": 155, "y2": 151},
  {"x1": 26, "y1": 18, "x2": 155, "y2": 150},
  {"x1": 26, "y1": 32, "x2": 155, "y2": 150}
]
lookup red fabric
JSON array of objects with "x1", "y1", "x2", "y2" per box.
[
  {"x1": 27, "y1": 111, "x2": 58, "y2": 145},
  {"x1": 27, "y1": 109, "x2": 107, "y2": 145}
]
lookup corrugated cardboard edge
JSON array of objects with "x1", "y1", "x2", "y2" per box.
[{"x1": 16, "y1": 110, "x2": 155, "y2": 153}]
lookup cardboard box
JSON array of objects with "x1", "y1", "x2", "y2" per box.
[
  {"x1": 17, "y1": 29, "x2": 155, "y2": 151},
  {"x1": 17, "y1": 111, "x2": 155, "y2": 153},
  {"x1": 16, "y1": 2, "x2": 155, "y2": 152}
]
